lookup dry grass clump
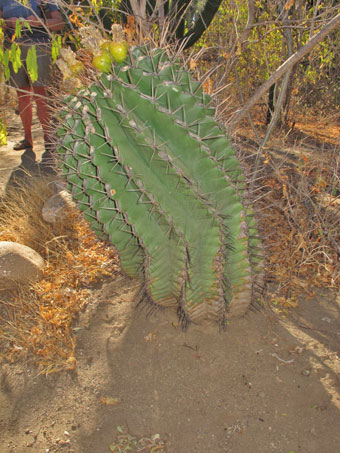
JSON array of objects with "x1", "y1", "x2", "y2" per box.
[
  {"x1": 0, "y1": 177, "x2": 119, "y2": 374},
  {"x1": 0, "y1": 178, "x2": 55, "y2": 253},
  {"x1": 253, "y1": 130, "x2": 340, "y2": 309}
]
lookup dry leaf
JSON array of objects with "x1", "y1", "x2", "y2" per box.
[
  {"x1": 144, "y1": 332, "x2": 156, "y2": 342},
  {"x1": 189, "y1": 58, "x2": 197, "y2": 71},
  {"x1": 99, "y1": 397, "x2": 121, "y2": 406},
  {"x1": 284, "y1": 0, "x2": 295, "y2": 10}
]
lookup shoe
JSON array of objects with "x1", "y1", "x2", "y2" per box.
[{"x1": 13, "y1": 139, "x2": 33, "y2": 150}]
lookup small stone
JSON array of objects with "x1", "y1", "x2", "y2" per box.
[
  {"x1": 42, "y1": 190, "x2": 75, "y2": 224},
  {"x1": 321, "y1": 317, "x2": 331, "y2": 323},
  {"x1": 302, "y1": 369, "x2": 311, "y2": 376},
  {"x1": 0, "y1": 241, "x2": 44, "y2": 290},
  {"x1": 52, "y1": 181, "x2": 67, "y2": 193}
]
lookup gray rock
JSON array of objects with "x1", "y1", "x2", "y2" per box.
[
  {"x1": 51, "y1": 180, "x2": 67, "y2": 193},
  {"x1": 0, "y1": 241, "x2": 44, "y2": 290},
  {"x1": 42, "y1": 190, "x2": 75, "y2": 224}
]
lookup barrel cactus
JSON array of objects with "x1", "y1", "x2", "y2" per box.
[{"x1": 56, "y1": 44, "x2": 264, "y2": 326}]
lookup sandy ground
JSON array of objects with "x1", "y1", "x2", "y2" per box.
[
  {"x1": 0, "y1": 93, "x2": 48, "y2": 197},
  {"x1": 0, "y1": 277, "x2": 339, "y2": 453},
  {"x1": 0, "y1": 105, "x2": 340, "y2": 453}
]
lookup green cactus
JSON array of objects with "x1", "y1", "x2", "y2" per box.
[{"x1": 57, "y1": 45, "x2": 264, "y2": 325}]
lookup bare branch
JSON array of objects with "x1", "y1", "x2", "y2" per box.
[
  {"x1": 239, "y1": 0, "x2": 255, "y2": 45},
  {"x1": 228, "y1": 12, "x2": 340, "y2": 129}
]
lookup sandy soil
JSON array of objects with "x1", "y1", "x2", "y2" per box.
[
  {"x1": 0, "y1": 102, "x2": 340, "y2": 453},
  {"x1": 0, "y1": 90, "x2": 47, "y2": 197},
  {"x1": 0, "y1": 277, "x2": 339, "y2": 453}
]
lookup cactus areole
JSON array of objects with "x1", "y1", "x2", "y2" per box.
[{"x1": 57, "y1": 45, "x2": 263, "y2": 326}]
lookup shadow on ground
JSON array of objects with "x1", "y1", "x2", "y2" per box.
[
  {"x1": 0, "y1": 105, "x2": 57, "y2": 198},
  {"x1": 1, "y1": 276, "x2": 339, "y2": 453}
]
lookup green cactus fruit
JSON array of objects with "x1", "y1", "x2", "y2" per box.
[
  {"x1": 92, "y1": 50, "x2": 111, "y2": 72},
  {"x1": 109, "y1": 41, "x2": 128, "y2": 63},
  {"x1": 57, "y1": 45, "x2": 264, "y2": 325}
]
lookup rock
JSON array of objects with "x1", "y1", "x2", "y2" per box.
[
  {"x1": 42, "y1": 190, "x2": 75, "y2": 224},
  {"x1": 51, "y1": 180, "x2": 67, "y2": 193},
  {"x1": 0, "y1": 241, "x2": 44, "y2": 290}
]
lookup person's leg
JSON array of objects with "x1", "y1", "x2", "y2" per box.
[
  {"x1": 33, "y1": 44, "x2": 54, "y2": 147},
  {"x1": 34, "y1": 85, "x2": 56, "y2": 173},
  {"x1": 16, "y1": 86, "x2": 33, "y2": 147},
  {"x1": 9, "y1": 45, "x2": 34, "y2": 149},
  {"x1": 32, "y1": 86, "x2": 51, "y2": 143}
]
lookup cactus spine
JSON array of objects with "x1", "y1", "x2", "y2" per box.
[{"x1": 57, "y1": 45, "x2": 263, "y2": 325}]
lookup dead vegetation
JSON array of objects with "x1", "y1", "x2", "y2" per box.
[
  {"x1": 236, "y1": 115, "x2": 340, "y2": 312},
  {"x1": 0, "y1": 177, "x2": 119, "y2": 374}
]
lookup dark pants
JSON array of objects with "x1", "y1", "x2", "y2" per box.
[{"x1": 8, "y1": 42, "x2": 52, "y2": 88}]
